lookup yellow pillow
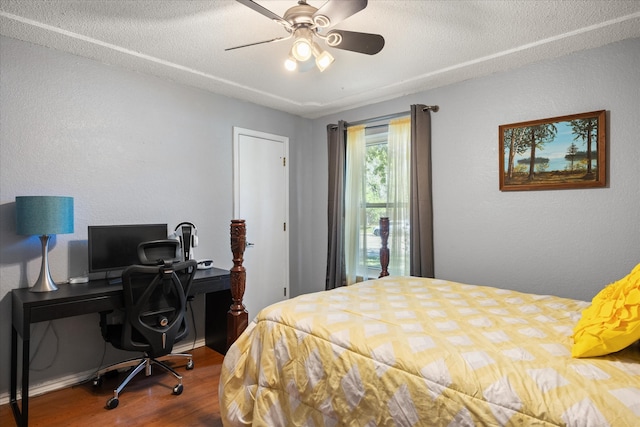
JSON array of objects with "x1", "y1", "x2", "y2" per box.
[{"x1": 572, "y1": 263, "x2": 640, "y2": 358}]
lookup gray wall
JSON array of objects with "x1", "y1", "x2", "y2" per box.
[
  {"x1": 1, "y1": 34, "x2": 639, "y2": 400},
  {"x1": 0, "y1": 35, "x2": 311, "y2": 398},
  {"x1": 306, "y1": 37, "x2": 639, "y2": 300}
]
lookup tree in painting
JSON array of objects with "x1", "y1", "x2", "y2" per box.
[
  {"x1": 503, "y1": 127, "x2": 530, "y2": 180},
  {"x1": 570, "y1": 117, "x2": 598, "y2": 176},
  {"x1": 566, "y1": 142, "x2": 580, "y2": 171}
]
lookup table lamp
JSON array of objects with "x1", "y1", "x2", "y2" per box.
[{"x1": 16, "y1": 196, "x2": 74, "y2": 292}]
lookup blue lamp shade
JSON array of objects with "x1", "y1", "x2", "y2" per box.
[
  {"x1": 16, "y1": 196, "x2": 74, "y2": 236},
  {"x1": 16, "y1": 196, "x2": 74, "y2": 292}
]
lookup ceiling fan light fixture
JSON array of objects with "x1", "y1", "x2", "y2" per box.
[
  {"x1": 315, "y1": 50, "x2": 334, "y2": 72},
  {"x1": 311, "y1": 41, "x2": 334, "y2": 72},
  {"x1": 292, "y1": 39, "x2": 311, "y2": 61},
  {"x1": 284, "y1": 56, "x2": 297, "y2": 71},
  {"x1": 291, "y1": 28, "x2": 313, "y2": 61}
]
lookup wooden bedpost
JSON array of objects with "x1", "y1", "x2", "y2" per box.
[
  {"x1": 379, "y1": 217, "x2": 390, "y2": 278},
  {"x1": 228, "y1": 219, "x2": 248, "y2": 350}
]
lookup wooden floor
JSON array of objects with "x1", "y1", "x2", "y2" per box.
[{"x1": 0, "y1": 346, "x2": 224, "y2": 427}]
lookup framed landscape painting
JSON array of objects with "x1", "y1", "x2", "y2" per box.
[{"x1": 499, "y1": 110, "x2": 606, "y2": 191}]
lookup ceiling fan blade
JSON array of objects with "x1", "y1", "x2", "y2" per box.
[
  {"x1": 235, "y1": 0, "x2": 291, "y2": 28},
  {"x1": 225, "y1": 36, "x2": 289, "y2": 51},
  {"x1": 326, "y1": 30, "x2": 384, "y2": 55},
  {"x1": 313, "y1": 0, "x2": 368, "y2": 27}
]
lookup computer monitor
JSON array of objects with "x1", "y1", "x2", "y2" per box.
[{"x1": 88, "y1": 223, "x2": 168, "y2": 278}]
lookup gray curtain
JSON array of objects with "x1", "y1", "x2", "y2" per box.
[
  {"x1": 410, "y1": 105, "x2": 435, "y2": 277},
  {"x1": 326, "y1": 121, "x2": 347, "y2": 289}
]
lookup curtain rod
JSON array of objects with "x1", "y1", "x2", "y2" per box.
[
  {"x1": 346, "y1": 111, "x2": 408, "y2": 128},
  {"x1": 345, "y1": 105, "x2": 439, "y2": 128}
]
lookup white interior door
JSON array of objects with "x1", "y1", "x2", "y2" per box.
[{"x1": 233, "y1": 127, "x2": 289, "y2": 320}]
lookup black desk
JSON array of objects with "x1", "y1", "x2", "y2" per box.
[{"x1": 10, "y1": 267, "x2": 231, "y2": 427}]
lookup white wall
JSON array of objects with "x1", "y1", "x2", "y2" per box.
[
  {"x1": 0, "y1": 35, "x2": 311, "y2": 398},
  {"x1": 307, "y1": 37, "x2": 640, "y2": 300}
]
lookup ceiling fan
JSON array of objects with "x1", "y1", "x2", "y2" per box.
[{"x1": 226, "y1": 0, "x2": 385, "y2": 72}]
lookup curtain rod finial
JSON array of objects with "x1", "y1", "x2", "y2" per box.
[{"x1": 423, "y1": 105, "x2": 439, "y2": 112}]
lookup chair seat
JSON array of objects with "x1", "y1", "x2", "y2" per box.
[{"x1": 103, "y1": 317, "x2": 189, "y2": 358}]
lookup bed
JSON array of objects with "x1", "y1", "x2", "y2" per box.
[{"x1": 219, "y1": 222, "x2": 640, "y2": 426}]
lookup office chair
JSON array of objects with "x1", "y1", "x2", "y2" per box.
[
  {"x1": 135, "y1": 239, "x2": 197, "y2": 368},
  {"x1": 93, "y1": 240, "x2": 197, "y2": 410}
]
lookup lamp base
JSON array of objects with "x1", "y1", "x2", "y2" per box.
[{"x1": 30, "y1": 235, "x2": 59, "y2": 292}]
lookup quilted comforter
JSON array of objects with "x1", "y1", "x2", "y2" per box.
[{"x1": 219, "y1": 276, "x2": 640, "y2": 426}]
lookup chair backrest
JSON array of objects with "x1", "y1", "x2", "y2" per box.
[
  {"x1": 137, "y1": 239, "x2": 180, "y2": 265},
  {"x1": 119, "y1": 259, "x2": 197, "y2": 357}
]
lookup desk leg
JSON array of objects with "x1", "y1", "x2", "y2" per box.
[{"x1": 10, "y1": 326, "x2": 29, "y2": 427}]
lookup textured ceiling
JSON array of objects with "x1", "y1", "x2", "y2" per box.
[{"x1": 1, "y1": 0, "x2": 639, "y2": 118}]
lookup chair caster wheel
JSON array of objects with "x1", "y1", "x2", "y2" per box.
[
  {"x1": 173, "y1": 384, "x2": 183, "y2": 395},
  {"x1": 106, "y1": 397, "x2": 119, "y2": 409},
  {"x1": 186, "y1": 360, "x2": 194, "y2": 370},
  {"x1": 93, "y1": 377, "x2": 102, "y2": 387}
]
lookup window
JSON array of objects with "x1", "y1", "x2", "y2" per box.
[
  {"x1": 364, "y1": 127, "x2": 390, "y2": 275},
  {"x1": 345, "y1": 117, "x2": 411, "y2": 284}
]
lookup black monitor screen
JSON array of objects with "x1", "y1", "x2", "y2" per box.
[{"x1": 88, "y1": 224, "x2": 168, "y2": 275}]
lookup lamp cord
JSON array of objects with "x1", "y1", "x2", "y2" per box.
[
  {"x1": 28, "y1": 321, "x2": 59, "y2": 372},
  {"x1": 92, "y1": 338, "x2": 109, "y2": 379},
  {"x1": 188, "y1": 298, "x2": 197, "y2": 350}
]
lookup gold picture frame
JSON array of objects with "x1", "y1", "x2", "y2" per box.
[{"x1": 499, "y1": 110, "x2": 606, "y2": 191}]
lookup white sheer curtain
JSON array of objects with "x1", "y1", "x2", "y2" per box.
[
  {"x1": 344, "y1": 125, "x2": 366, "y2": 285},
  {"x1": 387, "y1": 117, "x2": 411, "y2": 275}
]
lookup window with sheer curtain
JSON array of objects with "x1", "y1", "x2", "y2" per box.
[{"x1": 344, "y1": 117, "x2": 411, "y2": 284}]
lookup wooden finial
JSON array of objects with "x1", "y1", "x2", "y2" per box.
[
  {"x1": 228, "y1": 219, "x2": 248, "y2": 349},
  {"x1": 379, "y1": 217, "x2": 390, "y2": 278}
]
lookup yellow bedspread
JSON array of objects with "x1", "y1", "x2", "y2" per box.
[{"x1": 219, "y1": 276, "x2": 640, "y2": 426}]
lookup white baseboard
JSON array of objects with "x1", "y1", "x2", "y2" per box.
[{"x1": 0, "y1": 339, "x2": 206, "y2": 406}]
